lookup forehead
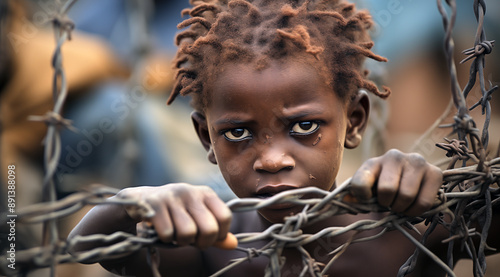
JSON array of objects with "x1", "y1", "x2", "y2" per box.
[{"x1": 205, "y1": 61, "x2": 342, "y2": 116}]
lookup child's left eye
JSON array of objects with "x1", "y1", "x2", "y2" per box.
[{"x1": 290, "y1": 121, "x2": 319, "y2": 135}]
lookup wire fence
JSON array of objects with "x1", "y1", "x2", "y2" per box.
[{"x1": 0, "y1": 0, "x2": 498, "y2": 276}]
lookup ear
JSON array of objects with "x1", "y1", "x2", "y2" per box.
[
  {"x1": 344, "y1": 90, "x2": 370, "y2": 149},
  {"x1": 191, "y1": 111, "x2": 217, "y2": 164}
]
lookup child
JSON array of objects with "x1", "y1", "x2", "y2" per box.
[{"x1": 69, "y1": 0, "x2": 499, "y2": 276}]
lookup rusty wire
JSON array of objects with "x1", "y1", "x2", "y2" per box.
[
  {"x1": 21, "y1": 1, "x2": 79, "y2": 276},
  {"x1": 1, "y1": 156, "x2": 498, "y2": 276},
  {"x1": 0, "y1": 0, "x2": 499, "y2": 276},
  {"x1": 433, "y1": 1, "x2": 498, "y2": 276}
]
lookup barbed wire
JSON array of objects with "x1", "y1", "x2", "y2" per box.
[
  {"x1": 21, "y1": 1, "x2": 79, "y2": 276},
  {"x1": 1, "y1": 155, "x2": 497, "y2": 276},
  {"x1": 0, "y1": 0, "x2": 498, "y2": 276}
]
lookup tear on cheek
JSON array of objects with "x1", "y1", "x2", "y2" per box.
[{"x1": 313, "y1": 133, "x2": 322, "y2": 146}]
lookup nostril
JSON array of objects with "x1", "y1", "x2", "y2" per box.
[
  {"x1": 256, "y1": 165, "x2": 294, "y2": 174},
  {"x1": 255, "y1": 168, "x2": 266, "y2": 174}
]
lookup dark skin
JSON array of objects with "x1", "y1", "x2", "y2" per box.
[{"x1": 69, "y1": 60, "x2": 499, "y2": 276}]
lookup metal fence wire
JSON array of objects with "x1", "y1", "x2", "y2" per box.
[{"x1": 0, "y1": 0, "x2": 499, "y2": 276}]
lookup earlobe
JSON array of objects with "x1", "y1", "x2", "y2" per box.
[
  {"x1": 191, "y1": 111, "x2": 217, "y2": 164},
  {"x1": 207, "y1": 149, "x2": 217, "y2": 164},
  {"x1": 345, "y1": 133, "x2": 362, "y2": 149},
  {"x1": 344, "y1": 90, "x2": 370, "y2": 149}
]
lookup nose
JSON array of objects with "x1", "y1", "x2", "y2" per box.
[{"x1": 253, "y1": 144, "x2": 295, "y2": 173}]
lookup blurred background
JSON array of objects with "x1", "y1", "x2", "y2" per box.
[{"x1": 0, "y1": 0, "x2": 498, "y2": 276}]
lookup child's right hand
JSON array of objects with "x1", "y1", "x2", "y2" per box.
[{"x1": 117, "y1": 183, "x2": 233, "y2": 249}]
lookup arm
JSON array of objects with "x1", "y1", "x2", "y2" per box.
[{"x1": 68, "y1": 183, "x2": 232, "y2": 276}]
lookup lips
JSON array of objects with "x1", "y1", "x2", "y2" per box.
[
  {"x1": 255, "y1": 184, "x2": 300, "y2": 210},
  {"x1": 255, "y1": 184, "x2": 299, "y2": 196}
]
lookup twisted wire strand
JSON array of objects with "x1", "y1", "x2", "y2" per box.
[{"x1": 18, "y1": 1, "x2": 80, "y2": 276}]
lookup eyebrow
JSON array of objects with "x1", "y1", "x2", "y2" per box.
[
  {"x1": 284, "y1": 111, "x2": 323, "y2": 121},
  {"x1": 213, "y1": 118, "x2": 256, "y2": 126},
  {"x1": 282, "y1": 106, "x2": 326, "y2": 121}
]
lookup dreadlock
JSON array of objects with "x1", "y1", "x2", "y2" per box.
[{"x1": 168, "y1": 0, "x2": 391, "y2": 112}]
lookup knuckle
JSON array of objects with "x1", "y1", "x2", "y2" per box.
[
  {"x1": 362, "y1": 157, "x2": 380, "y2": 168},
  {"x1": 381, "y1": 149, "x2": 404, "y2": 164},
  {"x1": 199, "y1": 185, "x2": 215, "y2": 193},
  {"x1": 117, "y1": 187, "x2": 138, "y2": 199},
  {"x1": 172, "y1": 183, "x2": 192, "y2": 195},
  {"x1": 386, "y1": 148, "x2": 403, "y2": 159},
  {"x1": 408, "y1": 153, "x2": 426, "y2": 167}
]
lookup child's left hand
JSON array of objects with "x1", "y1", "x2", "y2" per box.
[{"x1": 349, "y1": 149, "x2": 443, "y2": 216}]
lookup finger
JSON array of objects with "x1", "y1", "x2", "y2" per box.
[
  {"x1": 205, "y1": 195, "x2": 232, "y2": 241},
  {"x1": 187, "y1": 202, "x2": 220, "y2": 249},
  {"x1": 119, "y1": 187, "x2": 147, "y2": 222},
  {"x1": 376, "y1": 153, "x2": 404, "y2": 208},
  {"x1": 168, "y1": 201, "x2": 197, "y2": 246},
  {"x1": 350, "y1": 157, "x2": 381, "y2": 201},
  {"x1": 390, "y1": 157, "x2": 426, "y2": 213},
  {"x1": 405, "y1": 165, "x2": 443, "y2": 216},
  {"x1": 150, "y1": 204, "x2": 174, "y2": 243}
]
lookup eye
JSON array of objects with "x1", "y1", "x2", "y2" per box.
[
  {"x1": 223, "y1": 128, "x2": 252, "y2": 141},
  {"x1": 291, "y1": 121, "x2": 319, "y2": 135}
]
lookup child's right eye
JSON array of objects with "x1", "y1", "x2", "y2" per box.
[{"x1": 223, "y1": 128, "x2": 252, "y2": 142}]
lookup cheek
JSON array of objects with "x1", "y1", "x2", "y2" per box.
[
  {"x1": 308, "y1": 132, "x2": 344, "y2": 187},
  {"x1": 212, "y1": 140, "x2": 257, "y2": 193}
]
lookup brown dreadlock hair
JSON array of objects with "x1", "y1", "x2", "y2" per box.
[{"x1": 168, "y1": 0, "x2": 391, "y2": 112}]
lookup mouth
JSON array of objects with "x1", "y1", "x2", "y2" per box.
[
  {"x1": 254, "y1": 184, "x2": 301, "y2": 210},
  {"x1": 255, "y1": 193, "x2": 274, "y2": 199}
]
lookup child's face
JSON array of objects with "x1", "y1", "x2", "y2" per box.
[{"x1": 193, "y1": 60, "x2": 367, "y2": 223}]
